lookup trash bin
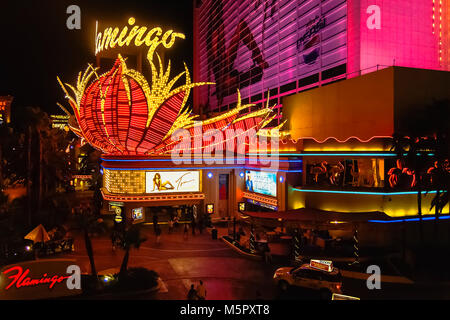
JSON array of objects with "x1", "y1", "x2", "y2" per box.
[{"x1": 211, "y1": 228, "x2": 218, "y2": 240}]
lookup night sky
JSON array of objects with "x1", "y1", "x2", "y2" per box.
[{"x1": 0, "y1": 0, "x2": 193, "y2": 116}]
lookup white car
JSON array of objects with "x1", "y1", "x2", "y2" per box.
[{"x1": 273, "y1": 262, "x2": 343, "y2": 298}]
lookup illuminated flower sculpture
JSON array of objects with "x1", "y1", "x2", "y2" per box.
[{"x1": 58, "y1": 54, "x2": 284, "y2": 155}]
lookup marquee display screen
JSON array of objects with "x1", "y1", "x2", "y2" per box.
[
  {"x1": 196, "y1": 0, "x2": 347, "y2": 110},
  {"x1": 145, "y1": 171, "x2": 201, "y2": 194},
  {"x1": 245, "y1": 170, "x2": 277, "y2": 197}
]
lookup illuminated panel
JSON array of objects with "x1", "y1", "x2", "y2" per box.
[
  {"x1": 104, "y1": 169, "x2": 146, "y2": 194},
  {"x1": 245, "y1": 170, "x2": 277, "y2": 197},
  {"x1": 243, "y1": 191, "x2": 278, "y2": 207},
  {"x1": 102, "y1": 191, "x2": 205, "y2": 203},
  {"x1": 196, "y1": 0, "x2": 347, "y2": 110},
  {"x1": 348, "y1": 0, "x2": 449, "y2": 75},
  {"x1": 145, "y1": 171, "x2": 200, "y2": 193}
]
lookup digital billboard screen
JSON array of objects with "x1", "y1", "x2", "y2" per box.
[
  {"x1": 145, "y1": 171, "x2": 200, "y2": 194},
  {"x1": 245, "y1": 170, "x2": 277, "y2": 197},
  {"x1": 196, "y1": 0, "x2": 347, "y2": 109}
]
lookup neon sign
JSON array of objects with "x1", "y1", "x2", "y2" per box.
[
  {"x1": 95, "y1": 17, "x2": 185, "y2": 60},
  {"x1": 2, "y1": 266, "x2": 70, "y2": 290},
  {"x1": 310, "y1": 259, "x2": 333, "y2": 273}
]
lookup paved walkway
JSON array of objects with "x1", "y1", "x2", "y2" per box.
[
  {"x1": 43, "y1": 223, "x2": 450, "y2": 300},
  {"x1": 50, "y1": 224, "x2": 277, "y2": 300}
]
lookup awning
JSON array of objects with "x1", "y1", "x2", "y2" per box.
[{"x1": 242, "y1": 208, "x2": 392, "y2": 229}]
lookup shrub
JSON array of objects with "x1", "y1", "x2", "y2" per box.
[{"x1": 116, "y1": 268, "x2": 159, "y2": 291}]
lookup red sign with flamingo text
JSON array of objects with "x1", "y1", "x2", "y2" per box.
[{"x1": 0, "y1": 259, "x2": 81, "y2": 300}]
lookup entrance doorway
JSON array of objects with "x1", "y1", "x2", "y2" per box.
[
  {"x1": 146, "y1": 205, "x2": 195, "y2": 223},
  {"x1": 218, "y1": 174, "x2": 229, "y2": 218}
]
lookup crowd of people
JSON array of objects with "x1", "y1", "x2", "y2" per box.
[{"x1": 151, "y1": 209, "x2": 208, "y2": 244}]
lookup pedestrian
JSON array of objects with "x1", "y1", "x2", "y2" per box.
[
  {"x1": 85, "y1": 203, "x2": 92, "y2": 216},
  {"x1": 183, "y1": 223, "x2": 189, "y2": 240},
  {"x1": 198, "y1": 216, "x2": 204, "y2": 234},
  {"x1": 263, "y1": 244, "x2": 272, "y2": 264},
  {"x1": 173, "y1": 215, "x2": 179, "y2": 230},
  {"x1": 196, "y1": 280, "x2": 207, "y2": 300},
  {"x1": 155, "y1": 226, "x2": 162, "y2": 244},
  {"x1": 168, "y1": 219, "x2": 174, "y2": 234},
  {"x1": 187, "y1": 284, "x2": 197, "y2": 300},
  {"x1": 153, "y1": 214, "x2": 158, "y2": 234},
  {"x1": 111, "y1": 231, "x2": 118, "y2": 251},
  {"x1": 191, "y1": 219, "x2": 196, "y2": 236}
]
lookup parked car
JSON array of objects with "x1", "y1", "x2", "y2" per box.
[{"x1": 273, "y1": 261, "x2": 343, "y2": 299}]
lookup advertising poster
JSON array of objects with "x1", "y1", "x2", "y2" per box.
[
  {"x1": 245, "y1": 170, "x2": 277, "y2": 197},
  {"x1": 132, "y1": 207, "x2": 144, "y2": 221},
  {"x1": 145, "y1": 171, "x2": 200, "y2": 193}
]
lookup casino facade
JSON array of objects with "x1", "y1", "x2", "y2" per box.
[
  {"x1": 191, "y1": 0, "x2": 450, "y2": 246},
  {"x1": 57, "y1": 0, "x2": 449, "y2": 247}
]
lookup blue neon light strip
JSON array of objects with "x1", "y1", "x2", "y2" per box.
[
  {"x1": 101, "y1": 165, "x2": 302, "y2": 173},
  {"x1": 247, "y1": 153, "x2": 397, "y2": 157},
  {"x1": 369, "y1": 215, "x2": 450, "y2": 223},
  {"x1": 292, "y1": 188, "x2": 437, "y2": 195}
]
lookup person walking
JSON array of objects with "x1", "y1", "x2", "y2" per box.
[
  {"x1": 111, "y1": 231, "x2": 117, "y2": 252},
  {"x1": 173, "y1": 215, "x2": 179, "y2": 231},
  {"x1": 155, "y1": 226, "x2": 162, "y2": 244},
  {"x1": 196, "y1": 280, "x2": 207, "y2": 300},
  {"x1": 191, "y1": 219, "x2": 196, "y2": 236},
  {"x1": 168, "y1": 219, "x2": 174, "y2": 234},
  {"x1": 183, "y1": 223, "x2": 189, "y2": 240},
  {"x1": 187, "y1": 284, "x2": 197, "y2": 300},
  {"x1": 263, "y1": 243, "x2": 272, "y2": 264},
  {"x1": 198, "y1": 216, "x2": 204, "y2": 234},
  {"x1": 153, "y1": 214, "x2": 158, "y2": 234}
]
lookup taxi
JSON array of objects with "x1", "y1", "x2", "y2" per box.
[{"x1": 273, "y1": 260, "x2": 343, "y2": 298}]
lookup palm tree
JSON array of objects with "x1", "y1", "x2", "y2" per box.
[
  {"x1": 13, "y1": 106, "x2": 51, "y2": 226},
  {"x1": 119, "y1": 225, "x2": 147, "y2": 279},
  {"x1": 390, "y1": 134, "x2": 426, "y2": 244},
  {"x1": 427, "y1": 134, "x2": 449, "y2": 240},
  {"x1": 73, "y1": 207, "x2": 103, "y2": 279}
]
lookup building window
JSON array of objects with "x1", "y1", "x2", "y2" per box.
[{"x1": 305, "y1": 158, "x2": 385, "y2": 188}]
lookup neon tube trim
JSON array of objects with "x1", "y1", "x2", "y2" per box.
[
  {"x1": 101, "y1": 157, "x2": 302, "y2": 163},
  {"x1": 292, "y1": 188, "x2": 438, "y2": 195},
  {"x1": 101, "y1": 165, "x2": 302, "y2": 173},
  {"x1": 369, "y1": 215, "x2": 450, "y2": 223}
]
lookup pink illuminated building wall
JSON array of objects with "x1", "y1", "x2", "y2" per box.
[
  {"x1": 193, "y1": 0, "x2": 449, "y2": 114},
  {"x1": 348, "y1": 0, "x2": 450, "y2": 76}
]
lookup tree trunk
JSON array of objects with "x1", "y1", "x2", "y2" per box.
[
  {"x1": 84, "y1": 229, "x2": 97, "y2": 278},
  {"x1": 38, "y1": 132, "x2": 43, "y2": 211},
  {"x1": 27, "y1": 125, "x2": 32, "y2": 227},
  {"x1": 417, "y1": 184, "x2": 423, "y2": 245},
  {"x1": 119, "y1": 248, "x2": 130, "y2": 278},
  {"x1": 434, "y1": 189, "x2": 440, "y2": 242}
]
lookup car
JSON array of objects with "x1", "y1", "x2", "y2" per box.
[{"x1": 273, "y1": 260, "x2": 343, "y2": 299}]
